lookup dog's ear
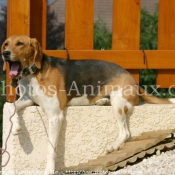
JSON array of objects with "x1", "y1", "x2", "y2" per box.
[
  {"x1": 1, "y1": 42, "x2": 5, "y2": 53},
  {"x1": 3, "y1": 62, "x2": 6, "y2": 71},
  {"x1": 30, "y1": 38, "x2": 43, "y2": 69},
  {"x1": 1, "y1": 42, "x2": 6, "y2": 71}
]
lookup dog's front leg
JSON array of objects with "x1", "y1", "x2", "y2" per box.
[
  {"x1": 44, "y1": 109, "x2": 64, "y2": 175},
  {"x1": 10, "y1": 96, "x2": 34, "y2": 135}
]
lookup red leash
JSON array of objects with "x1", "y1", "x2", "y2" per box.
[{"x1": 0, "y1": 96, "x2": 17, "y2": 167}]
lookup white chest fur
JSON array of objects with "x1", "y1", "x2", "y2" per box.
[{"x1": 19, "y1": 75, "x2": 60, "y2": 112}]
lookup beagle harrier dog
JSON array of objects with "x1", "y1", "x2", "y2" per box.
[{"x1": 1, "y1": 35, "x2": 173, "y2": 175}]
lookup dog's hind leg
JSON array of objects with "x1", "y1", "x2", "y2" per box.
[
  {"x1": 107, "y1": 88, "x2": 133, "y2": 153},
  {"x1": 95, "y1": 98, "x2": 110, "y2": 106}
]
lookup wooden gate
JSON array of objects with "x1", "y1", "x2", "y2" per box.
[{"x1": 6, "y1": 0, "x2": 175, "y2": 101}]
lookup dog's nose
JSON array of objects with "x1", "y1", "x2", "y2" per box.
[
  {"x1": 2, "y1": 51, "x2": 11, "y2": 60},
  {"x1": 3, "y1": 50, "x2": 11, "y2": 57}
]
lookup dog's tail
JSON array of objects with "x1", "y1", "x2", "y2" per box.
[{"x1": 139, "y1": 86, "x2": 173, "y2": 104}]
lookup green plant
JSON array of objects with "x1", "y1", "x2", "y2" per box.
[
  {"x1": 94, "y1": 18, "x2": 112, "y2": 50},
  {"x1": 140, "y1": 8, "x2": 158, "y2": 50}
]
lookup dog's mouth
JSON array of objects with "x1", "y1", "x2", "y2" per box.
[{"x1": 7, "y1": 61, "x2": 21, "y2": 79}]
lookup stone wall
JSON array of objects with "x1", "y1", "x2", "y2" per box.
[{"x1": 2, "y1": 103, "x2": 175, "y2": 174}]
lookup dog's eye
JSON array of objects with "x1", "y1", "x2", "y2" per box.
[
  {"x1": 4, "y1": 43, "x2": 8, "y2": 47},
  {"x1": 16, "y1": 42, "x2": 24, "y2": 46}
]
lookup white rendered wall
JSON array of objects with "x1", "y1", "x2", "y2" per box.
[{"x1": 2, "y1": 102, "x2": 175, "y2": 174}]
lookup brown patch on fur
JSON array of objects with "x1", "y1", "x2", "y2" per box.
[
  {"x1": 118, "y1": 108, "x2": 122, "y2": 115},
  {"x1": 123, "y1": 84, "x2": 139, "y2": 106},
  {"x1": 104, "y1": 74, "x2": 136, "y2": 93},
  {"x1": 139, "y1": 86, "x2": 172, "y2": 104},
  {"x1": 89, "y1": 73, "x2": 139, "y2": 105},
  {"x1": 36, "y1": 65, "x2": 67, "y2": 110},
  {"x1": 3, "y1": 62, "x2": 6, "y2": 71},
  {"x1": 124, "y1": 106, "x2": 128, "y2": 114},
  {"x1": 103, "y1": 73, "x2": 139, "y2": 106}
]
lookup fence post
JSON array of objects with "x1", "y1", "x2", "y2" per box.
[
  {"x1": 112, "y1": 0, "x2": 141, "y2": 83},
  {"x1": 157, "y1": 0, "x2": 175, "y2": 88},
  {"x1": 6, "y1": 0, "x2": 30, "y2": 101},
  {"x1": 65, "y1": 0, "x2": 94, "y2": 50},
  {"x1": 6, "y1": 0, "x2": 46, "y2": 101},
  {"x1": 30, "y1": 0, "x2": 47, "y2": 49}
]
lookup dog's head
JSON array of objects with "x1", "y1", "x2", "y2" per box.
[{"x1": 1, "y1": 35, "x2": 43, "y2": 78}]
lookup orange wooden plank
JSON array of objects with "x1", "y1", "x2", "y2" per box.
[
  {"x1": 65, "y1": 0, "x2": 94, "y2": 49},
  {"x1": 157, "y1": 0, "x2": 175, "y2": 88},
  {"x1": 43, "y1": 50, "x2": 175, "y2": 69},
  {"x1": 112, "y1": 0, "x2": 141, "y2": 50},
  {"x1": 7, "y1": 0, "x2": 11, "y2": 37},
  {"x1": 30, "y1": 0, "x2": 47, "y2": 49},
  {"x1": 7, "y1": 0, "x2": 30, "y2": 36},
  {"x1": 7, "y1": 0, "x2": 30, "y2": 101},
  {"x1": 158, "y1": 0, "x2": 175, "y2": 50},
  {"x1": 157, "y1": 70, "x2": 175, "y2": 88},
  {"x1": 156, "y1": 70, "x2": 175, "y2": 88},
  {"x1": 112, "y1": 0, "x2": 140, "y2": 83}
]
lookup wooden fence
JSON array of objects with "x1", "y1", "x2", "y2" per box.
[{"x1": 6, "y1": 0, "x2": 175, "y2": 101}]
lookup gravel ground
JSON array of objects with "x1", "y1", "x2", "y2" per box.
[{"x1": 110, "y1": 148, "x2": 175, "y2": 175}]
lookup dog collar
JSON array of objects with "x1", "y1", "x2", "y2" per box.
[{"x1": 22, "y1": 63, "x2": 38, "y2": 76}]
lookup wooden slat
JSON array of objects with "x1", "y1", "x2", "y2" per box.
[
  {"x1": 7, "y1": 0, "x2": 30, "y2": 36},
  {"x1": 65, "y1": 0, "x2": 94, "y2": 49},
  {"x1": 43, "y1": 50, "x2": 175, "y2": 69},
  {"x1": 112, "y1": 0, "x2": 141, "y2": 50},
  {"x1": 112, "y1": 0, "x2": 141, "y2": 83},
  {"x1": 158, "y1": 0, "x2": 175, "y2": 49},
  {"x1": 157, "y1": 0, "x2": 175, "y2": 88},
  {"x1": 62, "y1": 129, "x2": 175, "y2": 172},
  {"x1": 30, "y1": 0, "x2": 47, "y2": 49},
  {"x1": 7, "y1": 0, "x2": 30, "y2": 102},
  {"x1": 157, "y1": 70, "x2": 175, "y2": 88}
]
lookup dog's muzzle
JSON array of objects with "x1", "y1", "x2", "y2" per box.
[{"x1": 2, "y1": 50, "x2": 11, "y2": 61}]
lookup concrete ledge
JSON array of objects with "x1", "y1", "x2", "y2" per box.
[{"x1": 2, "y1": 102, "x2": 175, "y2": 173}]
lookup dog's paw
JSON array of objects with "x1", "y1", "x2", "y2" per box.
[
  {"x1": 44, "y1": 169, "x2": 55, "y2": 175},
  {"x1": 12, "y1": 123, "x2": 21, "y2": 135},
  {"x1": 106, "y1": 137, "x2": 127, "y2": 153},
  {"x1": 44, "y1": 163, "x2": 55, "y2": 175},
  {"x1": 106, "y1": 144, "x2": 120, "y2": 153},
  {"x1": 95, "y1": 98, "x2": 110, "y2": 106}
]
